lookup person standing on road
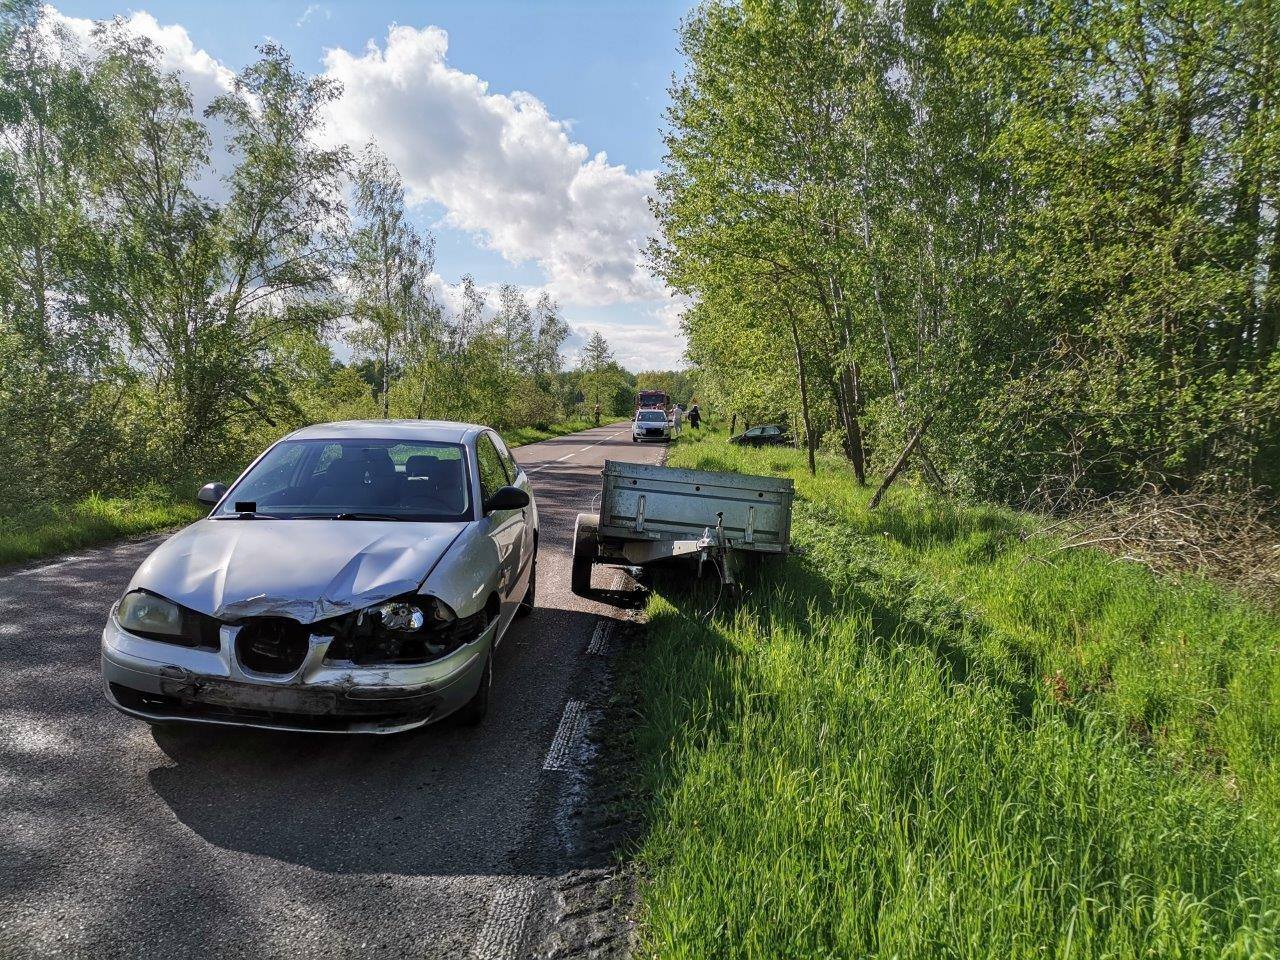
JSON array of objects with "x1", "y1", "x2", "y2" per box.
[
  {"x1": 688, "y1": 401, "x2": 701, "y2": 430},
  {"x1": 671, "y1": 403, "x2": 683, "y2": 437},
  {"x1": 593, "y1": 402, "x2": 601, "y2": 426}
]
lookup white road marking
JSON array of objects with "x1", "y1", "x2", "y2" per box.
[
  {"x1": 525, "y1": 430, "x2": 625, "y2": 474},
  {"x1": 473, "y1": 881, "x2": 535, "y2": 960},
  {"x1": 543, "y1": 699, "x2": 587, "y2": 772},
  {"x1": 587, "y1": 618, "x2": 613, "y2": 656}
]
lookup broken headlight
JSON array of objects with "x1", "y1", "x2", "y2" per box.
[{"x1": 322, "y1": 595, "x2": 484, "y2": 666}]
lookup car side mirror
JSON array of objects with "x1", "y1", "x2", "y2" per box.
[
  {"x1": 197, "y1": 482, "x2": 227, "y2": 507},
  {"x1": 483, "y1": 485, "x2": 530, "y2": 513}
]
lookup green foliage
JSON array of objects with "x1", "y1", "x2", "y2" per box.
[
  {"x1": 0, "y1": 5, "x2": 685, "y2": 539},
  {"x1": 625, "y1": 429, "x2": 1280, "y2": 958},
  {"x1": 575, "y1": 330, "x2": 636, "y2": 417},
  {"x1": 655, "y1": 0, "x2": 1280, "y2": 499}
]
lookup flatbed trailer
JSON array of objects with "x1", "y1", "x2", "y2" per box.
[{"x1": 571, "y1": 459, "x2": 795, "y2": 593}]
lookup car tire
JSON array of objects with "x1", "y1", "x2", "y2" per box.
[
  {"x1": 517, "y1": 550, "x2": 537, "y2": 618},
  {"x1": 455, "y1": 653, "x2": 491, "y2": 726},
  {"x1": 571, "y1": 513, "x2": 599, "y2": 597}
]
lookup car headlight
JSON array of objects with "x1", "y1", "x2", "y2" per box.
[
  {"x1": 117, "y1": 590, "x2": 183, "y2": 636},
  {"x1": 370, "y1": 597, "x2": 456, "y2": 632},
  {"x1": 325, "y1": 595, "x2": 476, "y2": 666}
]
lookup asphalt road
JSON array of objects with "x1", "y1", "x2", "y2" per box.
[{"x1": 0, "y1": 421, "x2": 664, "y2": 960}]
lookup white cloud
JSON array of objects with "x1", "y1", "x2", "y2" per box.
[
  {"x1": 564, "y1": 297, "x2": 688, "y2": 371},
  {"x1": 296, "y1": 4, "x2": 331, "y2": 27},
  {"x1": 321, "y1": 25, "x2": 663, "y2": 307}
]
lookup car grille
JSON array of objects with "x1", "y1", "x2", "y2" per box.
[{"x1": 235, "y1": 617, "x2": 310, "y2": 674}]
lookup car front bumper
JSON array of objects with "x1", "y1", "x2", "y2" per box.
[
  {"x1": 101, "y1": 615, "x2": 494, "y2": 734},
  {"x1": 633, "y1": 430, "x2": 671, "y2": 441}
]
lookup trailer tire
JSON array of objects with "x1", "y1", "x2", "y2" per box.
[{"x1": 571, "y1": 512, "x2": 599, "y2": 597}]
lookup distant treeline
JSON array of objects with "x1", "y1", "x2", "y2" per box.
[
  {"x1": 0, "y1": 3, "x2": 665, "y2": 515},
  {"x1": 653, "y1": 0, "x2": 1280, "y2": 501}
]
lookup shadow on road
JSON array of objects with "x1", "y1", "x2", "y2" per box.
[{"x1": 146, "y1": 606, "x2": 607, "y2": 879}]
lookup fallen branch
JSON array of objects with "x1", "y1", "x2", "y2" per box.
[
  {"x1": 869, "y1": 413, "x2": 935, "y2": 509},
  {"x1": 1027, "y1": 476, "x2": 1280, "y2": 605}
]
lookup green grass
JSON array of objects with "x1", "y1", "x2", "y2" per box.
[
  {"x1": 624, "y1": 430, "x2": 1280, "y2": 959},
  {"x1": 0, "y1": 490, "x2": 204, "y2": 567},
  {"x1": 0, "y1": 416, "x2": 604, "y2": 568},
  {"x1": 500, "y1": 416, "x2": 603, "y2": 447}
]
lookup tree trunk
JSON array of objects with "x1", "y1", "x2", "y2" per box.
[
  {"x1": 869, "y1": 413, "x2": 935, "y2": 509},
  {"x1": 817, "y1": 276, "x2": 867, "y2": 481},
  {"x1": 381, "y1": 337, "x2": 391, "y2": 419},
  {"x1": 843, "y1": 362, "x2": 867, "y2": 483},
  {"x1": 786, "y1": 303, "x2": 817, "y2": 476}
]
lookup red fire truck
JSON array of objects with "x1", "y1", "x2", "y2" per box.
[
  {"x1": 636, "y1": 389, "x2": 670, "y2": 412},
  {"x1": 637, "y1": 389, "x2": 670, "y2": 412}
]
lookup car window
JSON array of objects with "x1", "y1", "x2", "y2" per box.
[
  {"x1": 763, "y1": 426, "x2": 782, "y2": 436},
  {"x1": 491, "y1": 433, "x2": 521, "y2": 480},
  {"x1": 241, "y1": 441, "x2": 308, "y2": 498},
  {"x1": 215, "y1": 438, "x2": 470, "y2": 520},
  {"x1": 638, "y1": 411, "x2": 667, "y2": 422},
  {"x1": 745, "y1": 427, "x2": 764, "y2": 437},
  {"x1": 475, "y1": 433, "x2": 510, "y2": 503}
]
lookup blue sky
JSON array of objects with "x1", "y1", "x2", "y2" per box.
[{"x1": 52, "y1": 0, "x2": 694, "y2": 369}]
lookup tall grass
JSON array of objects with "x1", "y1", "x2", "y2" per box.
[{"x1": 625, "y1": 432, "x2": 1280, "y2": 958}]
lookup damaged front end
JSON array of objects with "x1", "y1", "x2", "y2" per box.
[{"x1": 102, "y1": 590, "x2": 495, "y2": 734}]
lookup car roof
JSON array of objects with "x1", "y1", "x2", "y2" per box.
[{"x1": 283, "y1": 420, "x2": 482, "y2": 444}]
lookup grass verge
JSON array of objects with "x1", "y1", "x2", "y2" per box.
[
  {"x1": 0, "y1": 490, "x2": 204, "y2": 568},
  {"x1": 501, "y1": 417, "x2": 601, "y2": 447},
  {"x1": 624, "y1": 429, "x2": 1280, "y2": 958},
  {"x1": 0, "y1": 416, "x2": 605, "y2": 568}
]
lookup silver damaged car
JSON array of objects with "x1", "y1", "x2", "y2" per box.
[{"x1": 101, "y1": 421, "x2": 537, "y2": 734}]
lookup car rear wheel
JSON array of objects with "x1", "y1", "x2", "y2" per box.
[{"x1": 455, "y1": 653, "x2": 491, "y2": 726}]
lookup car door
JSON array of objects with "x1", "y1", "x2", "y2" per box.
[
  {"x1": 475, "y1": 432, "x2": 525, "y2": 621},
  {"x1": 491, "y1": 432, "x2": 535, "y2": 565}
]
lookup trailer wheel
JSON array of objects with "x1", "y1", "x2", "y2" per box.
[{"x1": 571, "y1": 512, "x2": 599, "y2": 597}]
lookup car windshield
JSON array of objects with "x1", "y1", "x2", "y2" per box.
[
  {"x1": 214, "y1": 439, "x2": 471, "y2": 521},
  {"x1": 637, "y1": 411, "x2": 667, "y2": 423}
]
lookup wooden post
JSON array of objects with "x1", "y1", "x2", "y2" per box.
[{"x1": 730, "y1": 413, "x2": 737, "y2": 436}]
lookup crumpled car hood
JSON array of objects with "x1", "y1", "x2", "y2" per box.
[{"x1": 129, "y1": 518, "x2": 468, "y2": 623}]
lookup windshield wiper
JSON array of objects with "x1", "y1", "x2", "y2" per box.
[
  {"x1": 219, "y1": 511, "x2": 285, "y2": 520},
  {"x1": 329, "y1": 512, "x2": 411, "y2": 521}
]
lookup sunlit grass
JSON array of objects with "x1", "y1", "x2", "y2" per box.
[
  {"x1": 0, "y1": 490, "x2": 203, "y2": 567},
  {"x1": 624, "y1": 429, "x2": 1280, "y2": 958},
  {"x1": 501, "y1": 416, "x2": 601, "y2": 447}
]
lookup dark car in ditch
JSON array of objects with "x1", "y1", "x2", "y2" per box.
[{"x1": 729, "y1": 424, "x2": 792, "y2": 447}]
